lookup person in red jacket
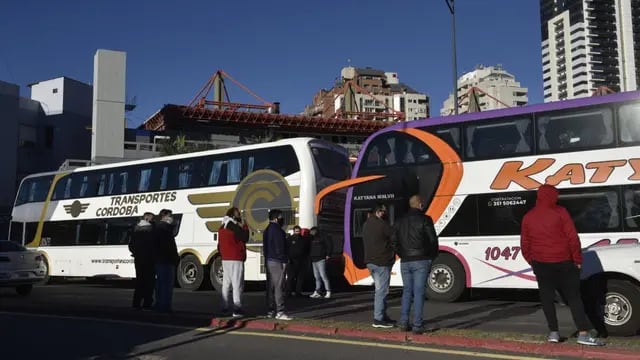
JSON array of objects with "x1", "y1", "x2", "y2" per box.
[
  {"x1": 217, "y1": 207, "x2": 249, "y2": 317},
  {"x1": 521, "y1": 184, "x2": 603, "y2": 346}
]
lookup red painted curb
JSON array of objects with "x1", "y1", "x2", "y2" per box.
[{"x1": 209, "y1": 319, "x2": 639, "y2": 360}]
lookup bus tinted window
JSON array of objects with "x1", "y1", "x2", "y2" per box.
[
  {"x1": 247, "y1": 145, "x2": 299, "y2": 176},
  {"x1": 537, "y1": 107, "x2": 613, "y2": 152},
  {"x1": 465, "y1": 118, "x2": 532, "y2": 159},
  {"x1": 434, "y1": 126, "x2": 462, "y2": 153},
  {"x1": 477, "y1": 192, "x2": 535, "y2": 236},
  {"x1": 17, "y1": 175, "x2": 53, "y2": 205},
  {"x1": 623, "y1": 186, "x2": 640, "y2": 229},
  {"x1": 363, "y1": 132, "x2": 437, "y2": 168},
  {"x1": 558, "y1": 188, "x2": 620, "y2": 233},
  {"x1": 618, "y1": 104, "x2": 640, "y2": 143},
  {"x1": 311, "y1": 147, "x2": 350, "y2": 180}
]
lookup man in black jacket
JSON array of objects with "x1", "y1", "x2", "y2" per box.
[
  {"x1": 129, "y1": 212, "x2": 156, "y2": 309},
  {"x1": 391, "y1": 195, "x2": 438, "y2": 334},
  {"x1": 362, "y1": 203, "x2": 395, "y2": 328},
  {"x1": 286, "y1": 226, "x2": 309, "y2": 298}
]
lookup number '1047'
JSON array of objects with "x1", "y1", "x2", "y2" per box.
[{"x1": 484, "y1": 246, "x2": 521, "y2": 261}]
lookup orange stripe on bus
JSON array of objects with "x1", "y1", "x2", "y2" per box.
[
  {"x1": 314, "y1": 175, "x2": 385, "y2": 215},
  {"x1": 343, "y1": 253, "x2": 371, "y2": 285},
  {"x1": 398, "y1": 128, "x2": 463, "y2": 222}
]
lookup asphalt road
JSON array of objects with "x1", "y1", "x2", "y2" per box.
[
  {"x1": 0, "y1": 311, "x2": 567, "y2": 360},
  {"x1": 0, "y1": 279, "x2": 585, "y2": 337}
]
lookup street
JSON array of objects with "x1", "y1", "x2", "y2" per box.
[
  {"x1": 1, "y1": 311, "x2": 560, "y2": 360},
  {"x1": 0, "y1": 279, "x2": 586, "y2": 336}
]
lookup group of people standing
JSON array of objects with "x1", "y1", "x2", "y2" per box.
[
  {"x1": 361, "y1": 195, "x2": 439, "y2": 334},
  {"x1": 128, "y1": 209, "x2": 179, "y2": 313},
  {"x1": 216, "y1": 207, "x2": 333, "y2": 321}
]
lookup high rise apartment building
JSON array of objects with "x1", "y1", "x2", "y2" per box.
[
  {"x1": 541, "y1": 0, "x2": 640, "y2": 101},
  {"x1": 304, "y1": 66, "x2": 429, "y2": 121},
  {"x1": 440, "y1": 65, "x2": 528, "y2": 115}
]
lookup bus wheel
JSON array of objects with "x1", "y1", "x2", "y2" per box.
[
  {"x1": 209, "y1": 256, "x2": 223, "y2": 292},
  {"x1": 426, "y1": 253, "x2": 467, "y2": 302},
  {"x1": 177, "y1": 254, "x2": 204, "y2": 291},
  {"x1": 603, "y1": 279, "x2": 640, "y2": 336},
  {"x1": 38, "y1": 256, "x2": 50, "y2": 285}
]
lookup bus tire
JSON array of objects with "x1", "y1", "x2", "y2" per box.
[
  {"x1": 209, "y1": 256, "x2": 223, "y2": 292},
  {"x1": 426, "y1": 253, "x2": 467, "y2": 302},
  {"x1": 38, "y1": 256, "x2": 50, "y2": 285},
  {"x1": 177, "y1": 254, "x2": 204, "y2": 291},
  {"x1": 603, "y1": 279, "x2": 640, "y2": 336}
]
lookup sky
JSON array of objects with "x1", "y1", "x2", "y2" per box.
[{"x1": 0, "y1": 0, "x2": 543, "y2": 127}]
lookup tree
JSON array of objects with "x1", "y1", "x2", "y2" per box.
[{"x1": 159, "y1": 134, "x2": 213, "y2": 156}]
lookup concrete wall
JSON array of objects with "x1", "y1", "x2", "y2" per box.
[
  {"x1": 30, "y1": 77, "x2": 65, "y2": 115},
  {"x1": 92, "y1": 49, "x2": 126, "y2": 163}
]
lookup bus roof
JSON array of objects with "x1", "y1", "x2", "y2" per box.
[
  {"x1": 387, "y1": 90, "x2": 640, "y2": 134},
  {"x1": 21, "y1": 137, "x2": 329, "y2": 180}
]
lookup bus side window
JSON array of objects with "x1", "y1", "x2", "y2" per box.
[
  {"x1": 623, "y1": 186, "x2": 640, "y2": 230},
  {"x1": 618, "y1": 104, "x2": 640, "y2": 144},
  {"x1": 537, "y1": 106, "x2": 613, "y2": 152},
  {"x1": 466, "y1": 118, "x2": 532, "y2": 159},
  {"x1": 558, "y1": 188, "x2": 621, "y2": 233}
]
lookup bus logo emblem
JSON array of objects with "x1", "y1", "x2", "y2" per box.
[{"x1": 63, "y1": 200, "x2": 89, "y2": 218}]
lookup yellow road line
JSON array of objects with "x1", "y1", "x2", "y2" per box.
[{"x1": 0, "y1": 312, "x2": 552, "y2": 360}]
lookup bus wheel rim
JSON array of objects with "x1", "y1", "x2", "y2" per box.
[
  {"x1": 182, "y1": 263, "x2": 197, "y2": 283},
  {"x1": 429, "y1": 264, "x2": 454, "y2": 293},
  {"x1": 604, "y1": 292, "x2": 632, "y2": 326}
]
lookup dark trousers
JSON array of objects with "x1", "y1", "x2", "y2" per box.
[
  {"x1": 133, "y1": 260, "x2": 155, "y2": 308},
  {"x1": 532, "y1": 261, "x2": 591, "y2": 332},
  {"x1": 286, "y1": 258, "x2": 306, "y2": 296},
  {"x1": 155, "y1": 264, "x2": 175, "y2": 312}
]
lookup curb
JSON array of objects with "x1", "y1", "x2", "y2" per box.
[{"x1": 210, "y1": 318, "x2": 638, "y2": 360}]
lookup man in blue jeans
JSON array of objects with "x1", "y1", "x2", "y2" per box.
[
  {"x1": 391, "y1": 195, "x2": 439, "y2": 334},
  {"x1": 362, "y1": 203, "x2": 395, "y2": 328}
]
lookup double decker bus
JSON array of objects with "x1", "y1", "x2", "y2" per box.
[
  {"x1": 316, "y1": 91, "x2": 640, "y2": 333},
  {"x1": 8, "y1": 138, "x2": 350, "y2": 291}
]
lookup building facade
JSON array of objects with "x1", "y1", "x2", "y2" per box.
[
  {"x1": 541, "y1": 0, "x2": 640, "y2": 102},
  {"x1": 440, "y1": 65, "x2": 528, "y2": 115},
  {"x1": 0, "y1": 77, "x2": 92, "y2": 233},
  {"x1": 304, "y1": 66, "x2": 429, "y2": 121}
]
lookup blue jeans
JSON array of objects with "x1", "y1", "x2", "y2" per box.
[
  {"x1": 312, "y1": 259, "x2": 331, "y2": 292},
  {"x1": 155, "y1": 264, "x2": 175, "y2": 312},
  {"x1": 399, "y1": 260, "x2": 432, "y2": 329},
  {"x1": 366, "y1": 263, "x2": 391, "y2": 321}
]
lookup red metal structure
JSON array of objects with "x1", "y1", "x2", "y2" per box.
[{"x1": 142, "y1": 70, "x2": 393, "y2": 134}]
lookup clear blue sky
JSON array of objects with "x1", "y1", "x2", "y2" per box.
[{"x1": 0, "y1": 0, "x2": 542, "y2": 127}]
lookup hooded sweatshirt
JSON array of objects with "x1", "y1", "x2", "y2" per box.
[
  {"x1": 218, "y1": 216, "x2": 249, "y2": 261},
  {"x1": 520, "y1": 184, "x2": 583, "y2": 265},
  {"x1": 129, "y1": 220, "x2": 154, "y2": 263}
]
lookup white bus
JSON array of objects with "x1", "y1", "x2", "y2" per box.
[
  {"x1": 316, "y1": 91, "x2": 640, "y2": 335},
  {"x1": 8, "y1": 137, "x2": 351, "y2": 291}
]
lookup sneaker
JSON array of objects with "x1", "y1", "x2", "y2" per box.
[
  {"x1": 577, "y1": 334, "x2": 605, "y2": 346},
  {"x1": 309, "y1": 291, "x2": 322, "y2": 299},
  {"x1": 232, "y1": 309, "x2": 245, "y2": 318},
  {"x1": 266, "y1": 311, "x2": 275, "y2": 318},
  {"x1": 324, "y1": 291, "x2": 332, "y2": 299},
  {"x1": 547, "y1": 331, "x2": 560, "y2": 343},
  {"x1": 220, "y1": 308, "x2": 230, "y2": 317},
  {"x1": 275, "y1": 312, "x2": 293, "y2": 321},
  {"x1": 398, "y1": 323, "x2": 410, "y2": 332},
  {"x1": 372, "y1": 319, "x2": 394, "y2": 329},
  {"x1": 383, "y1": 316, "x2": 396, "y2": 325}
]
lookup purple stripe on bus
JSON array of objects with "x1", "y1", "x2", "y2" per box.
[{"x1": 343, "y1": 91, "x2": 640, "y2": 258}]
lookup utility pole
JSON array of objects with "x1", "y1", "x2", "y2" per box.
[{"x1": 445, "y1": 0, "x2": 459, "y2": 115}]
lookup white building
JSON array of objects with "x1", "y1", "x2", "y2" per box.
[
  {"x1": 440, "y1": 65, "x2": 528, "y2": 116},
  {"x1": 541, "y1": 0, "x2": 639, "y2": 102}
]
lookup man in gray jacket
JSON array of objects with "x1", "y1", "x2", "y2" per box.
[{"x1": 361, "y1": 203, "x2": 395, "y2": 328}]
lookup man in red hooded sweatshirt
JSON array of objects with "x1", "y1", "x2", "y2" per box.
[{"x1": 521, "y1": 184, "x2": 604, "y2": 346}]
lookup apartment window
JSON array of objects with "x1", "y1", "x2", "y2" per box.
[{"x1": 52, "y1": 88, "x2": 58, "y2": 94}]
